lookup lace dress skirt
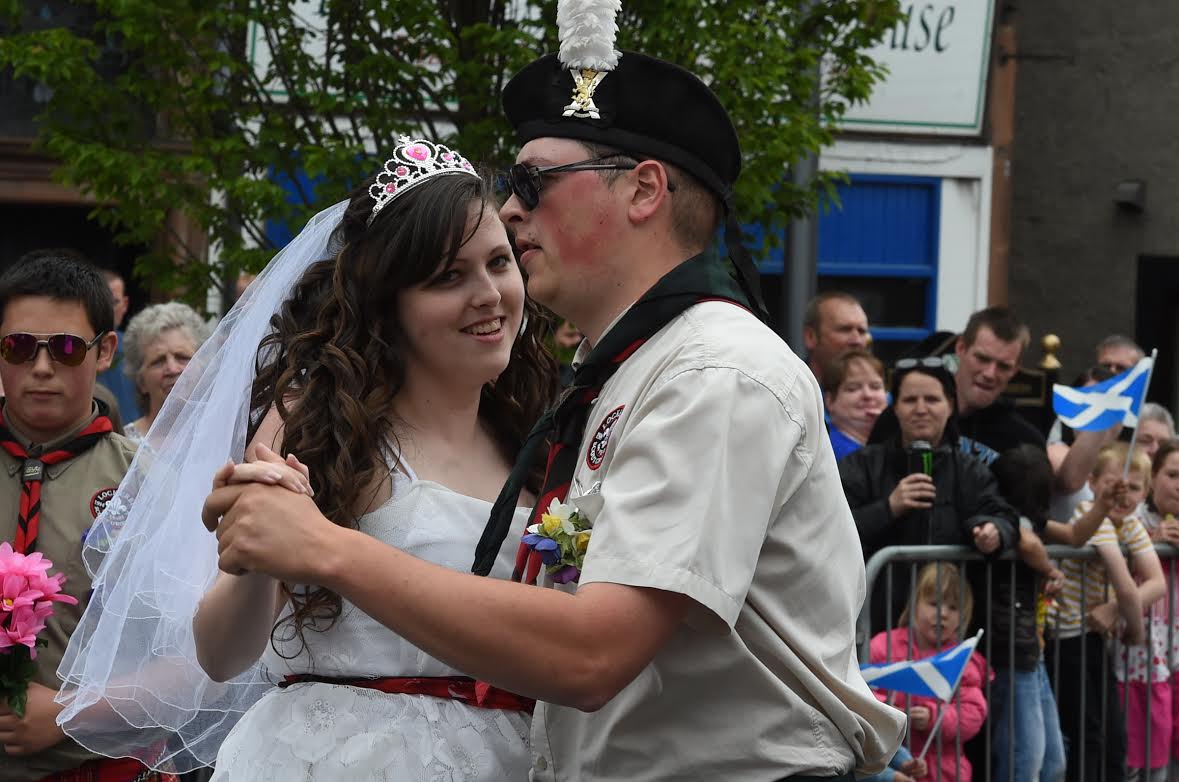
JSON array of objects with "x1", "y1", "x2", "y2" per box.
[
  {"x1": 209, "y1": 475, "x2": 534, "y2": 781},
  {"x1": 211, "y1": 682, "x2": 530, "y2": 781}
]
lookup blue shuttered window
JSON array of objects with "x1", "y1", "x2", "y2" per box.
[{"x1": 755, "y1": 174, "x2": 941, "y2": 345}]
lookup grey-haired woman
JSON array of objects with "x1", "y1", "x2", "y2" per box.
[{"x1": 122, "y1": 301, "x2": 209, "y2": 442}]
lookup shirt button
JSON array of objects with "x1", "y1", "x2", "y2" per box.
[{"x1": 535, "y1": 756, "x2": 548, "y2": 771}]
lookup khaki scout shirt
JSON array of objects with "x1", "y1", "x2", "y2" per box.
[
  {"x1": 528, "y1": 302, "x2": 905, "y2": 782},
  {"x1": 0, "y1": 404, "x2": 137, "y2": 782}
]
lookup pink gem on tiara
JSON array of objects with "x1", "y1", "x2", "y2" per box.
[{"x1": 367, "y1": 135, "x2": 480, "y2": 225}]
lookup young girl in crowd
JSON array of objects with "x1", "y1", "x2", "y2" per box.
[
  {"x1": 1130, "y1": 437, "x2": 1179, "y2": 781},
  {"x1": 869, "y1": 562, "x2": 988, "y2": 782},
  {"x1": 1045, "y1": 442, "x2": 1166, "y2": 782}
]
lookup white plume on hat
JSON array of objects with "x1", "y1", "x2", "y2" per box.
[{"x1": 557, "y1": 0, "x2": 622, "y2": 72}]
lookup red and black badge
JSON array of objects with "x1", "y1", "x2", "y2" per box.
[
  {"x1": 586, "y1": 405, "x2": 625, "y2": 470},
  {"x1": 90, "y1": 487, "x2": 118, "y2": 519}
]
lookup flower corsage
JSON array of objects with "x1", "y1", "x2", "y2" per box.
[
  {"x1": 522, "y1": 499, "x2": 592, "y2": 584},
  {"x1": 0, "y1": 542, "x2": 78, "y2": 716}
]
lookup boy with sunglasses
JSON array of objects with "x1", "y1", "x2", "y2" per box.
[{"x1": 0, "y1": 252, "x2": 151, "y2": 782}]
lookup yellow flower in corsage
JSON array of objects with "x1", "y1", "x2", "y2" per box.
[{"x1": 522, "y1": 499, "x2": 593, "y2": 584}]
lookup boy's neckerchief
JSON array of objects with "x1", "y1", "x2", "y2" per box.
[
  {"x1": 472, "y1": 249, "x2": 753, "y2": 581},
  {"x1": 0, "y1": 403, "x2": 114, "y2": 554}
]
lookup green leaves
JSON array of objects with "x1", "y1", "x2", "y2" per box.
[
  {"x1": 3, "y1": 0, "x2": 898, "y2": 309},
  {"x1": 0, "y1": 645, "x2": 39, "y2": 719}
]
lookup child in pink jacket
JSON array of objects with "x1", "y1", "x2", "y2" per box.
[{"x1": 870, "y1": 562, "x2": 989, "y2": 782}]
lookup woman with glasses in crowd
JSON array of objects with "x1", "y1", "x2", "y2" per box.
[{"x1": 838, "y1": 357, "x2": 1019, "y2": 628}]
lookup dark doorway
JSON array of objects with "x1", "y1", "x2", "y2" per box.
[
  {"x1": 1136, "y1": 256, "x2": 1179, "y2": 414},
  {"x1": 0, "y1": 203, "x2": 147, "y2": 323}
]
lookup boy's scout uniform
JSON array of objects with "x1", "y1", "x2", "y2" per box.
[{"x1": 0, "y1": 402, "x2": 137, "y2": 782}]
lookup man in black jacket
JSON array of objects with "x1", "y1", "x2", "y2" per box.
[{"x1": 952, "y1": 307, "x2": 1045, "y2": 466}]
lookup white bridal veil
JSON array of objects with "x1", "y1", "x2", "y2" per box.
[{"x1": 54, "y1": 200, "x2": 349, "y2": 772}]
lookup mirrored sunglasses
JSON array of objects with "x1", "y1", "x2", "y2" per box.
[{"x1": 0, "y1": 332, "x2": 105, "y2": 366}]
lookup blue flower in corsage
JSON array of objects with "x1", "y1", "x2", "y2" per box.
[{"x1": 522, "y1": 499, "x2": 592, "y2": 584}]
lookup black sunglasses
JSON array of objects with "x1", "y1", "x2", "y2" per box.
[
  {"x1": 502, "y1": 155, "x2": 640, "y2": 210},
  {"x1": 0, "y1": 332, "x2": 105, "y2": 367}
]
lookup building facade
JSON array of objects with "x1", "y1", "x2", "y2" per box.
[{"x1": 1009, "y1": 1, "x2": 1179, "y2": 410}]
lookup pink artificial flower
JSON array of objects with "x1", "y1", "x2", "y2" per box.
[
  {"x1": 1, "y1": 574, "x2": 42, "y2": 613},
  {"x1": 0, "y1": 543, "x2": 52, "y2": 576},
  {"x1": 2, "y1": 604, "x2": 42, "y2": 656},
  {"x1": 0, "y1": 543, "x2": 77, "y2": 659}
]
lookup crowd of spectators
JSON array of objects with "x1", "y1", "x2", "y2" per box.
[{"x1": 809, "y1": 291, "x2": 1179, "y2": 782}]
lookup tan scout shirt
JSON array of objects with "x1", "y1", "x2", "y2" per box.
[
  {"x1": 528, "y1": 302, "x2": 905, "y2": 782},
  {"x1": 0, "y1": 404, "x2": 137, "y2": 782}
]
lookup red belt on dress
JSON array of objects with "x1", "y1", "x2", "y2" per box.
[
  {"x1": 279, "y1": 674, "x2": 534, "y2": 713},
  {"x1": 35, "y1": 756, "x2": 179, "y2": 782}
]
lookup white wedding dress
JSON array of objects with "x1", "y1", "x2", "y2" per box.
[{"x1": 210, "y1": 467, "x2": 532, "y2": 781}]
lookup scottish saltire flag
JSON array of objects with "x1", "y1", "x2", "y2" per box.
[
  {"x1": 861, "y1": 630, "x2": 983, "y2": 702},
  {"x1": 1052, "y1": 356, "x2": 1153, "y2": 431}
]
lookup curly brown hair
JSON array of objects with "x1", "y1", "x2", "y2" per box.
[{"x1": 248, "y1": 171, "x2": 559, "y2": 653}]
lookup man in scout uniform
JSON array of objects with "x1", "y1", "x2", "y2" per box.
[
  {"x1": 0, "y1": 253, "x2": 162, "y2": 782},
  {"x1": 204, "y1": 2, "x2": 905, "y2": 779}
]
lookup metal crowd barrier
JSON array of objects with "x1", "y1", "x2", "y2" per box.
[{"x1": 859, "y1": 544, "x2": 1179, "y2": 782}]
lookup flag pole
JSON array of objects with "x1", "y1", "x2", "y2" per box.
[
  {"x1": 1124, "y1": 349, "x2": 1159, "y2": 478},
  {"x1": 915, "y1": 702, "x2": 950, "y2": 763}
]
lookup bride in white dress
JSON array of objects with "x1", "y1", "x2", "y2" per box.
[
  {"x1": 209, "y1": 467, "x2": 535, "y2": 781},
  {"x1": 54, "y1": 138, "x2": 558, "y2": 780}
]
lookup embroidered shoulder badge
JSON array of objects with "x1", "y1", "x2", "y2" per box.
[
  {"x1": 90, "y1": 487, "x2": 117, "y2": 519},
  {"x1": 586, "y1": 405, "x2": 625, "y2": 470}
]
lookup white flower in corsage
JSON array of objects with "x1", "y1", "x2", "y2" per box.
[{"x1": 521, "y1": 499, "x2": 593, "y2": 584}]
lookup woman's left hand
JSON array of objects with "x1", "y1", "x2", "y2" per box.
[
  {"x1": 212, "y1": 444, "x2": 313, "y2": 497},
  {"x1": 972, "y1": 522, "x2": 1000, "y2": 554}
]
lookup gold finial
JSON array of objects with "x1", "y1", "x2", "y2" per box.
[{"x1": 1040, "y1": 334, "x2": 1061, "y2": 370}]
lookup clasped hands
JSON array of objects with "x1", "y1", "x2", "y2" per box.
[
  {"x1": 201, "y1": 444, "x2": 330, "y2": 582},
  {"x1": 887, "y1": 473, "x2": 1001, "y2": 554}
]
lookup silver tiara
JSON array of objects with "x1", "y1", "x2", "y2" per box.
[{"x1": 368, "y1": 135, "x2": 479, "y2": 223}]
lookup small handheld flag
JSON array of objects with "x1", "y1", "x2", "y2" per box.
[
  {"x1": 861, "y1": 630, "x2": 984, "y2": 762},
  {"x1": 1052, "y1": 354, "x2": 1154, "y2": 432},
  {"x1": 861, "y1": 629, "x2": 982, "y2": 702}
]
